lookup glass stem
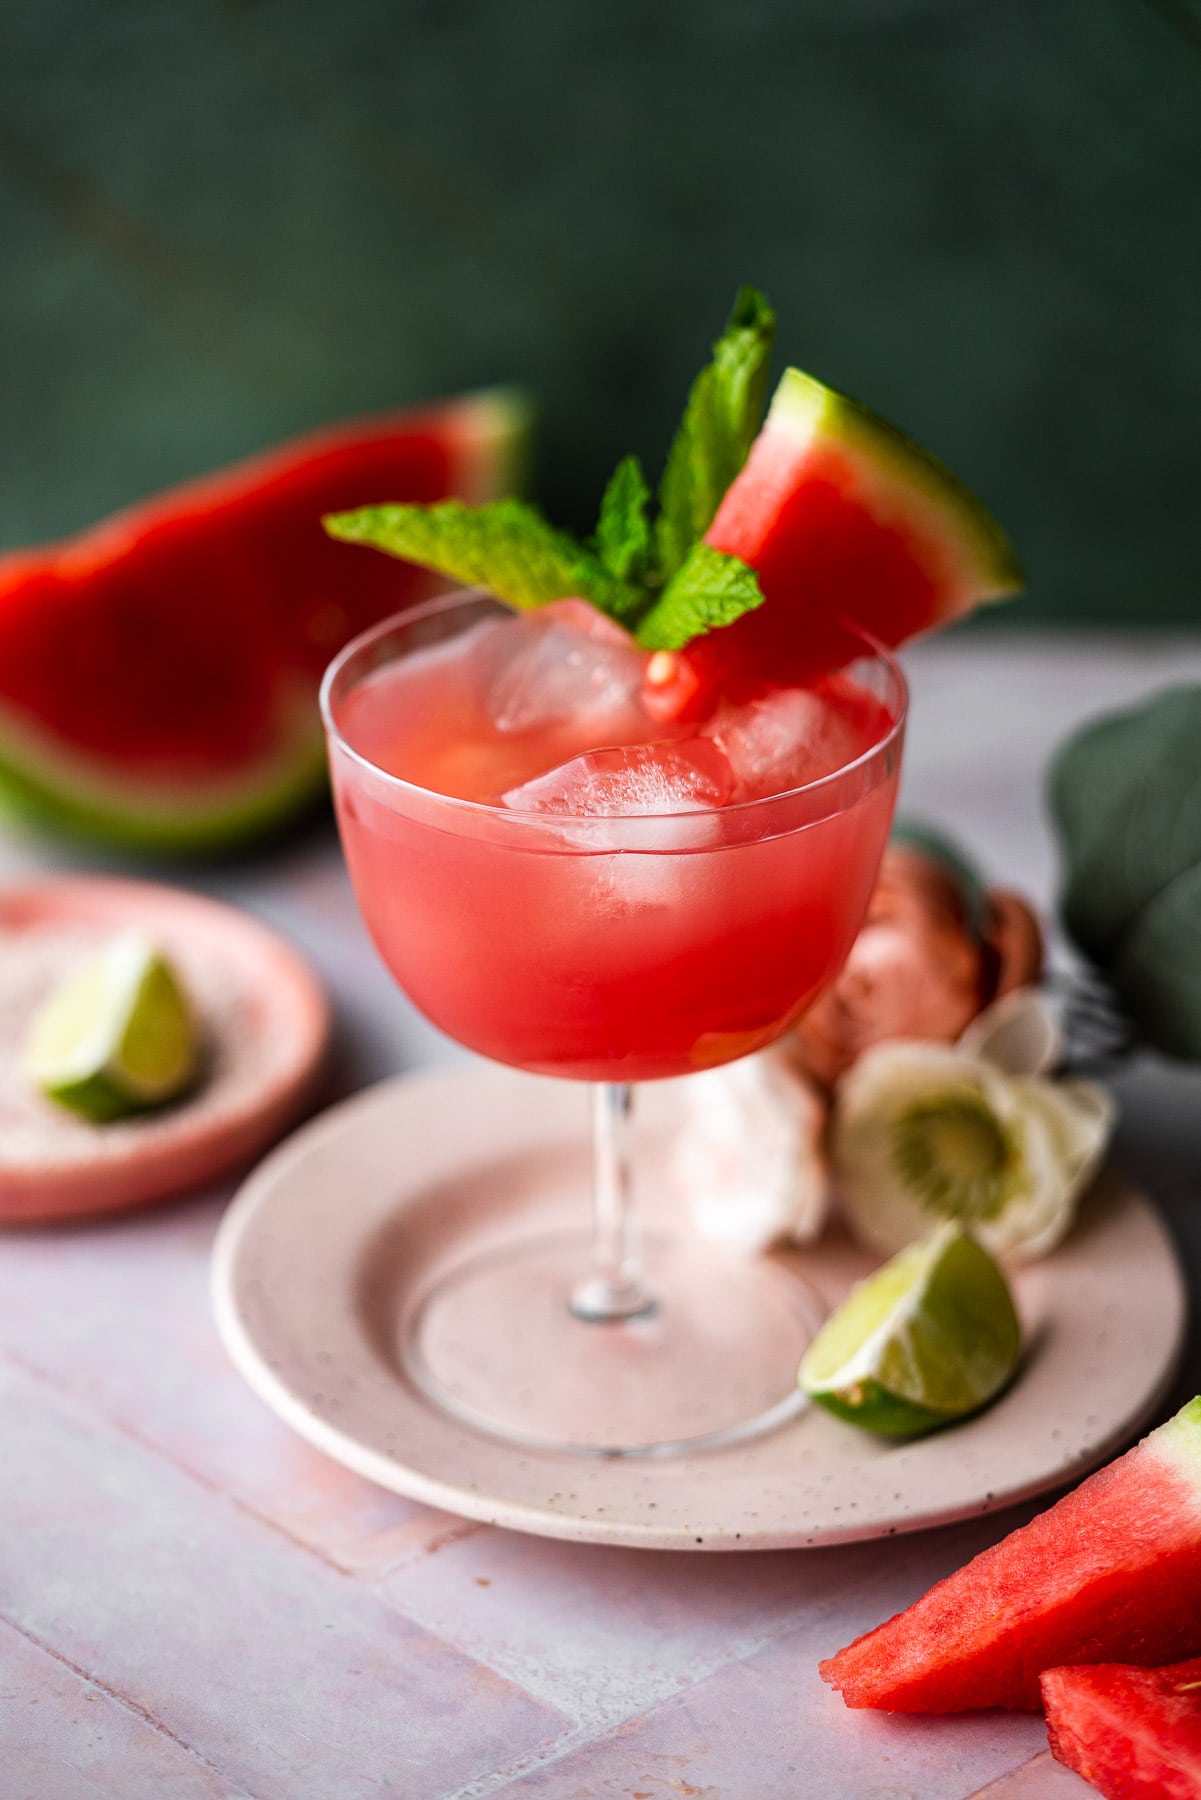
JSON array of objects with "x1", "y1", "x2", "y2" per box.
[{"x1": 570, "y1": 1082, "x2": 657, "y2": 1322}]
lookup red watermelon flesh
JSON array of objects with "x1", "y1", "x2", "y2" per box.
[
  {"x1": 1043, "y1": 1656, "x2": 1201, "y2": 1800},
  {"x1": 645, "y1": 369, "x2": 1022, "y2": 720},
  {"x1": 820, "y1": 1397, "x2": 1201, "y2": 1713},
  {"x1": 0, "y1": 389, "x2": 527, "y2": 849}
]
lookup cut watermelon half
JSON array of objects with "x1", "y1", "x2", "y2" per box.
[
  {"x1": 1043, "y1": 1655, "x2": 1201, "y2": 1799},
  {"x1": 820, "y1": 1397, "x2": 1201, "y2": 1713},
  {"x1": 645, "y1": 368, "x2": 1021, "y2": 719},
  {"x1": 0, "y1": 389, "x2": 527, "y2": 851}
]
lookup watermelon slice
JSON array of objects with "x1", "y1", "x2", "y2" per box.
[
  {"x1": 1043, "y1": 1656, "x2": 1201, "y2": 1799},
  {"x1": 645, "y1": 368, "x2": 1022, "y2": 718},
  {"x1": 820, "y1": 1397, "x2": 1201, "y2": 1713},
  {"x1": 0, "y1": 389, "x2": 527, "y2": 851}
]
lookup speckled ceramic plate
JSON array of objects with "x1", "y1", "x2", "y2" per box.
[
  {"x1": 0, "y1": 878, "x2": 330, "y2": 1224},
  {"x1": 212, "y1": 1064, "x2": 1186, "y2": 1551}
]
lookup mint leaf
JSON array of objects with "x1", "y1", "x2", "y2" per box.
[
  {"x1": 593, "y1": 454, "x2": 652, "y2": 586},
  {"x1": 323, "y1": 499, "x2": 587, "y2": 611},
  {"x1": 655, "y1": 286, "x2": 775, "y2": 582},
  {"x1": 325, "y1": 497, "x2": 647, "y2": 624},
  {"x1": 635, "y1": 543, "x2": 765, "y2": 652},
  {"x1": 326, "y1": 289, "x2": 778, "y2": 652}
]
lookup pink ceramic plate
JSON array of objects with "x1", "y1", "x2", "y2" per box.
[
  {"x1": 0, "y1": 877, "x2": 330, "y2": 1224},
  {"x1": 212, "y1": 1064, "x2": 1186, "y2": 1551}
]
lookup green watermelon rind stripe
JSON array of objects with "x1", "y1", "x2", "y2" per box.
[
  {"x1": 0, "y1": 730, "x2": 331, "y2": 855},
  {"x1": 770, "y1": 369, "x2": 1024, "y2": 600},
  {"x1": 1156, "y1": 1395, "x2": 1201, "y2": 1484},
  {"x1": 456, "y1": 387, "x2": 535, "y2": 501},
  {"x1": 0, "y1": 388, "x2": 531, "y2": 856}
]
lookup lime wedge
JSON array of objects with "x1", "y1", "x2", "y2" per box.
[
  {"x1": 23, "y1": 934, "x2": 198, "y2": 1123},
  {"x1": 799, "y1": 1223, "x2": 1021, "y2": 1437}
]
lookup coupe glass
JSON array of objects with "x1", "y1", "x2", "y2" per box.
[{"x1": 321, "y1": 591, "x2": 906, "y2": 1456}]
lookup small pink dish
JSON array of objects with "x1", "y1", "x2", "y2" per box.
[{"x1": 0, "y1": 877, "x2": 330, "y2": 1225}]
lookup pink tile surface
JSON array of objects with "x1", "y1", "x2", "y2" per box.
[
  {"x1": 969, "y1": 1751, "x2": 1096, "y2": 1797},
  {"x1": 0, "y1": 1193, "x2": 451, "y2": 1577},
  {"x1": 0, "y1": 1364, "x2": 566, "y2": 1799},
  {"x1": 379, "y1": 1504, "x2": 1039, "y2": 1735},
  {"x1": 0, "y1": 1618, "x2": 243, "y2": 1800},
  {"x1": 492, "y1": 1628, "x2": 1048, "y2": 1800},
  {"x1": 0, "y1": 996, "x2": 1082, "y2": 1800},
  {"x1": 0, "y1": 1104, "x2": 1061, "y2": 1800}
]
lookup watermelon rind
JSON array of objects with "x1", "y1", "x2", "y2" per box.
[
  {"x1": 767, "y1": 368, "x2": 1024, "y2": 605},
  {"x1": 820, "y1": 1394, "x2": 1201, "y2": 1713},
  {"x1": 0, "y1": 387, "x2": 530, "y2": 854},
  {"x1": 808, "y1": 1378, "x2": 959, "y2": 1440},
  {"x1": 0, "y1": 710, "x2": 329, "y2": 855},
  {"x1": 450, "y1": 386, "x2": 533, "y2": 502},
  {"x1": 34, "y1": 387, "x2": 534, "y2": 565},
  {"x1": 1159, "y1": 1394, "x2": 1201, "y2": 1480}
]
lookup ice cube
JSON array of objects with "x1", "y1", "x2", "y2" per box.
[
  {"x1": 705, "y1": 685, "x2": 864, "y2": 801},
  {"x1": 501, "y1": 739, "x2": 734, "y2": 819},
  {"x1": 502, "y1": 741, "x2": 731, "y2": 906},
  {"x1": 482, "y1": 604, "x2": 647, "y2": 738},
  {"x1": 537, "y1": 597, "x2": 638, "y2": 648}
]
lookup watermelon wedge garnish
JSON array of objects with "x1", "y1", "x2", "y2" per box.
[
  {"x1": 820, "y1": 1397, "x2": 1201, "y2": 1713},
  {"x1": 645, "y1": 367, "x2": 1022, "y2": 718},
  {"x1": 1043, "y1": 1655, "x2": 1201, "y2": 1798},
  {"x1": 322, "y1": 291, "x2": 1021, "y2": 733},
  {"x1": 0, "y1": 389, "x2": 528, "y2": 851}
]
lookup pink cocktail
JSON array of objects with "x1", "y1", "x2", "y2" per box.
[{"x1": 323, "y1": 591, "x2": 905, "y2": 1454}]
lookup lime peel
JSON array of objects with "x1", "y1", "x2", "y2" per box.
[
  {"x1": 799, "y1": 1223, "x2": 1021, "y2": 1438},
  {"x1": 22, "y1": 933, "x2": 198, "y2": 1123}
]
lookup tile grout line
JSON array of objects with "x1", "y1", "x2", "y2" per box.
[
  {"x1": 0, "y1": 1347, "x2": 577, "y2": 1728},
  {"x1": 0, "y1": 1342, "x2": 466, "y2": 1578},
  {"x1": 0, "y1": 1345, "x2": 939, "y2": 1764},
  {"x1": 1, "y1": 1344, "x2": 989, "y2": 1779},
  {"x1": 0, "y1": 1343, "x2": 364, "y2": 1568},
  {"x1": 963, "y1": 1750, "x2": 1064, "y2": 1798},
  {"x1": 1, "y1": 1342, "x2": 900, "y2": 1784},
  {"x1": 440, "y1": 1579, "x2": 905, "y2": 1800},
  {"x1": 443, "y1": 1719, "x2": 628, "y2": 1800},
  {"x1": 0, "y1": 1614, "x2": 259, "y2": 1800}
]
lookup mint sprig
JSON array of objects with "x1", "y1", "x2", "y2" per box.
[
  {"x1": 654, "y1": 285, "x2": 776, "y2": 584},
  {"x1": 636, "y1": 543, "x2": 765, "y2": 652},
  {"x1": 324, "y1": 287, "x2": 776, "y2": 654},
  {"x1": 323, "y1": 499, "x2": 588, "y2": 611},
  {"x1": 592, "y1": 454, "x2": 652, "y2": 588}
]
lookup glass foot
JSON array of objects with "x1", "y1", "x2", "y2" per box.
[{"x1": 402, "y1": 1229, "x2": 824, "y2": 1457}]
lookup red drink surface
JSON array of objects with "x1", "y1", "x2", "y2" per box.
[{"x1": 329, "y1": 602, "x2": 902, "y2": 1081}]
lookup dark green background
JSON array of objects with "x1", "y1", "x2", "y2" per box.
[{"x1": 3, "y1": 1, "x2": 1198, "y2": 623}]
